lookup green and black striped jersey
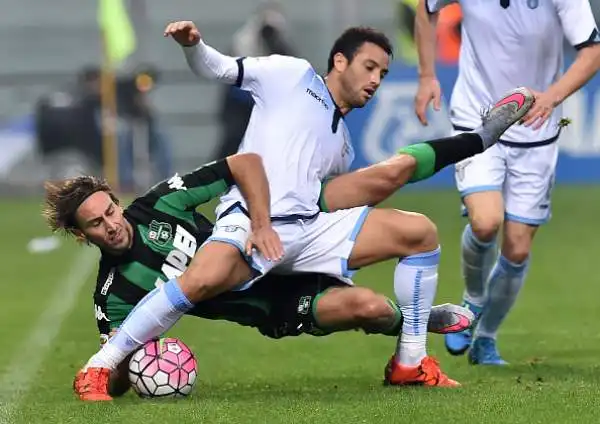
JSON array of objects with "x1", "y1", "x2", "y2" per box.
[{"x1": 93, "y1": 159, "x2": 236, "y2": 338}]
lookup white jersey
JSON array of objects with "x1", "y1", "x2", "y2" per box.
[
  {"x1": 218, "y1": 55, "x2": 353, "y2": 218},
  {"x1": 427, "y1": 0, "x2": 600, "y2": 144}
]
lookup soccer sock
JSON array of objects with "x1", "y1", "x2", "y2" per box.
[
  {"x1": 475, "y1": 254, "x2": 529, "y2": 340},
  {"x1": 394, "y1": 247, "x2": 440, "y2": 367},
  {"x1": 461, "y1": 224, "x2": 497, "y2": 308},
  {"x1": 398, "y1": 132, "x2": 484, "y2": 183},
  {"x1": 86, "y1": 279, "x2": 193, "y2": 370}
]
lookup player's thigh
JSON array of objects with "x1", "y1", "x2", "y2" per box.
[
  {"x1": 455, "y1": 143, "x2": 506, "y2": 199},
  {"x1": 321, "y1": 154, "x2": 417, "y2": 211},
  {"x1": 504, "y1": 144, "x2": 557, "y2": 226},
  {"x1": 456, "y1": 145, "x2": 506, "y2": 238},
  {"x1": 180, "y1": 241, "x2": 253, "y2": 301},
  {"x1": 347, "y1": 208, "x2": 439, "y2": 269},
  {"x1": 207, "y1": 210, "x2": 285, "y2": 291}
]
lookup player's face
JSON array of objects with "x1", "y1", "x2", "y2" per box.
[
  {"x1": 340, "y1": 42, "x2": 389, "y2": 108},
  {"x1": 75, "y1": 191, "x2": 133, "y2": 254}
]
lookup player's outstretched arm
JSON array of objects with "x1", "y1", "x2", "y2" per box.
[
  {"x1": 164, "y1": 20, "x2": 239, "y2": 84},
  {"x1": 225, "y1": 154, "x2": 283, "y2": 261}
]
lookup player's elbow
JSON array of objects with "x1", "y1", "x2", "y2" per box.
[
  {"x1": 227, "y1": 153, "x2": 263, "y2": 175},
  {"x1": 584, "y1": 43, "x2": 600, "y2": 70}
]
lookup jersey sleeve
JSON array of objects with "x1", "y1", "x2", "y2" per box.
[
  {"x1": 93, "y1": 265, "x2": 120, "y2": 342},
  {"x1": 144, "y1": 158, "x2": 235, "y2": 213},
  {"x1": 425, "y1": 0, "x2": 459, "y2": 14},
  {"x1": 236, "y1": 55, "x2": 312, "y2": 102},
  {"x1": 554, "y1": 0, "x2": 600, "y2": 50}
]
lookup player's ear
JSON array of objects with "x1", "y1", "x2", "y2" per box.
[{"x1": 333, "y1": 52, "x2": 349, "y2": 72}]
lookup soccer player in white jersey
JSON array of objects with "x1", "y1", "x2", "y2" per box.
[
  {"x1": 73, "y1": 21, "x2": 534, "y2": 399},
  {"x1": 414, "y1": 0, "x2": 600, "y2": 365}
]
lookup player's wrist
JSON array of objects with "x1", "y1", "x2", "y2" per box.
[
  {"x1": 418, "y1": 73, "x2": 437, "y2": 81},
  {"x1": 250, "y1": 218, "x2": 271, "y2": 231}
]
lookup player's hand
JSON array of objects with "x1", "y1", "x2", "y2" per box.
[
  {"x1": 163, "y1": 21, "x2": 201, "y2": 47},
  {"x1": 245, "y1": 225, "x2": 284, "y2": 262},
  {"x1": 522, "y1": 89, "x2": 559, "y2": 130},
  {"x1": 414, "y1": 76, "x2": 442, "y2": 126}
]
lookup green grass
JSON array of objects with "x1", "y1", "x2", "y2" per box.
[{"x1": 2, "y1": 187, "x2": 599, "y2": 424}]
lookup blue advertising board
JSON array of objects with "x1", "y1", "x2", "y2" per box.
[{"x1": 345, "y1": 62, "x2": 600, "y2": 187}]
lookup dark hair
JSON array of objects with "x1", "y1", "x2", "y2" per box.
[
  {"x1": 43, "y1": 176, "x2": 119, "y2": 236},
  {"x1": 327, "y1": 26, "x2": 393, "y2": 72}
]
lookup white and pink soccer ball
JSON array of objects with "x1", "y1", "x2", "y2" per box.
[{"x1": 128, "y1": 337, "x2": 197, "y2": 398}]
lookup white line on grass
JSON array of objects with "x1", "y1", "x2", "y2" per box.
[{"x1": 0, "y1": 249, "x2": 97, "y2": 424}]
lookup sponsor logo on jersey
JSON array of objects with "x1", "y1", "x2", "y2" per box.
[
  {"x1": 306, "y1": 88, "x2": 329, "y2": 110},
  {"x1": 100, "y1": 268, "x2": 115, "y2": 295},
  {"x1": 148, "y1": 221, "x2": 173, "y2": 246},
  {"x1": 95, "y1": 304, "x2": 110, "y2": 322},
  {"x1": 167, "y1": 173, "x2": 187, "y2": 191},
  {"x1": 154, "y1": 225, "x2": 198, "y2": 288}
]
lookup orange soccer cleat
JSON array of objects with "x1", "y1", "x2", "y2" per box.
[
  {"x1": 73, "y1": 367, "x2": 113, "y2": 401},
  {"x1": 384, "y1": 355, "x2": 461, "y2": 388}
]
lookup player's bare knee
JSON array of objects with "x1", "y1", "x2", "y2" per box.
[
  {"x1": 470, "y1": 215, "x2": 502, "y2": 242},
  {"x1": 502, "y1": 236, "x2": 532, "y2": 265},
  {"x1": 390, "y1": 212, "x2": 438, "y2": 256}
]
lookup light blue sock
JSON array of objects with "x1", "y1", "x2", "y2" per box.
[
  {"x1": 475, "y1": 254, "x2": 529, "y2": 340},
  {"x1": 87, "y1": 279, "x2": 193, "y2": 370},
  {"x1": 461, "y1": 224, "x2": 497, "y2": 308},
  {"x1": 394, "y1": 247, "x2": 440, "y2": 366}
]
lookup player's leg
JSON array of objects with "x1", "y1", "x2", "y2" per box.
[
  {"x1": 445, "y1": 144, "x2": 506, "y2": 356},
  {"x1": 256, "y1": 274, "x2": 474, "y2": 339},
  {"x1": 320, "y1": 87, "x2": 535, "y2": 212},
  {"x1": 340, "y1": 208, "x2": 460, "y2": 386},
  {"x1": 286, "y1": 207, "x2": 458, "y2": 386},
  {"x1": 312, "y1": 286, "x2": 474, "y2": 336},
  {"x1": 75, "y1": 214, "x2": 266, "y2": 401},
  {"x1": 470, "y1": 144, "x2": 557, "y2": 365}
]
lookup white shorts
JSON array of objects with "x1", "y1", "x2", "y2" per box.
[
  {"x1": 206, "y1": 206, "x2": 372, "y2": 290},
  {"x1": 454, "y1": 133, "x2": 558, "y2": 225}
]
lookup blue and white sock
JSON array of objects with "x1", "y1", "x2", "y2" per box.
[
  {"x1": 461, "y1": 224, "x2": 497, "y2": 308},
  {"x1": 394, "y1": 247, "x2": 440, "y2": 367},
  {"x1": 86, "y1": 279, "x2": 193, "y2": 370},
  {"x1": 475, "y1": 254, "x2": 529, "y2": 340}
]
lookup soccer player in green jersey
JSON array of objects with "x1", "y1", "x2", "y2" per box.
[{"x1": 45, "y1": 149, "x2": 484, "y2": 399}]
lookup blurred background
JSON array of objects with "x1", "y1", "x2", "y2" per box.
[{"x1": 1, "y1": 0, "x2": 600, "y2": 195}]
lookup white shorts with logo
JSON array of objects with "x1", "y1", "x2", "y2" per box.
[
  {"x1": 206, "y1": 206, "x2": 371, "y2": 290},
  {"x1": 453, "y1": 130, "x2": 558, "y2": 225}
]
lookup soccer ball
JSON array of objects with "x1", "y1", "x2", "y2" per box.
[{"x1": 128, "y1": 337, "x2": 197, "y2": 398}]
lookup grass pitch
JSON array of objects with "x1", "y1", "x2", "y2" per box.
[{"x1": 1, "y1": 187, "x2": 599, "y2": 424}]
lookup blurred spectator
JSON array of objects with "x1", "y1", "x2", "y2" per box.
[
  {"x1": 395, "y1": 0, "x2": 461, "y2": 66},
  {"x1": 35, "y1": 66, "x2": 172, "y2": 191},
  {"x1": 216, "y1": 0, "x2": 297, "y2": 158}
]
